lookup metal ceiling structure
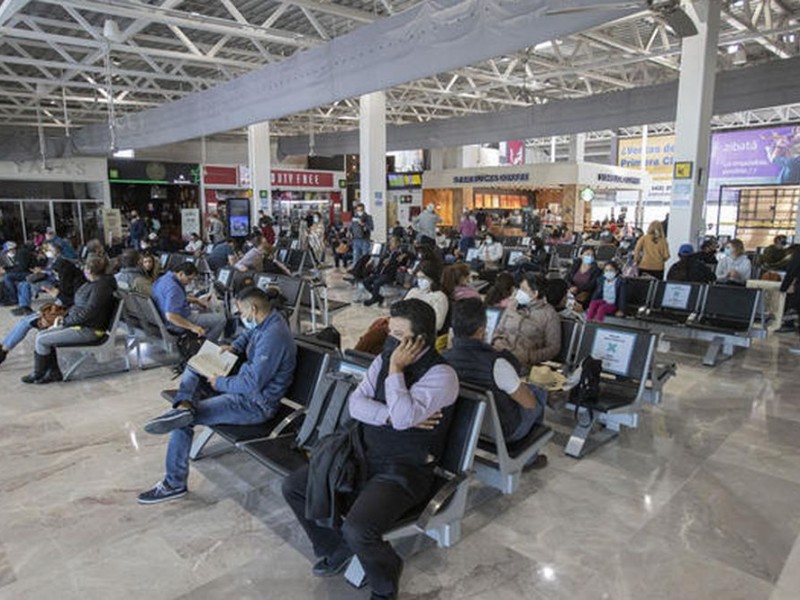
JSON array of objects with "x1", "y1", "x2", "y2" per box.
[{"x1": 0, "y1": 0, "x2": 797, "y2": 141}]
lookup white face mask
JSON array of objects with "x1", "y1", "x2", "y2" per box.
[
  {"x1": 427, "y1": 205, "x2": 434, "y2": 213},
  {"x1": 45, "y1": 250, "x2": 56, "y2": 259},
  {"x1": 417, "y1": 277, "x2": 431, "y2": 291},
  {"x1": 515, "y1": 289, "x2": 532, "y2": 306},
  {"x1": 604, "y1": 270, "x2": 617, "y2": 281}
]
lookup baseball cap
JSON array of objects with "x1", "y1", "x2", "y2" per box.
[
  {"x1": 3, "y1": 241, "x2": 17, "y2": 252},
  {"x1": 678, "y1": 243, "x2": 694, "y2": 256}
]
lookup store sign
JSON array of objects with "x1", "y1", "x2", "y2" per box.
[
  {"x1": 203, "y1": 165, "x2": 238, "y2": 186},
  {"x1": 597, "y1": 173, "x2": 642, "y2": 185},
  {"x1": 108, "y1": 160, "x2": 200, "y2": 184},
  {"x1": 100, "y1": 208, "x2": 122, "y2": 244},
  {"x1": 506, "y1": 140, "x2": 525, "y2": 165},
  {"x1": 453, "y1": 172, "x2": 530, "y2": 184},
  {"x1": 181, "y1": 208, "x2": 201, "y2": 238},
  {"x1": 271, "y1": 170, "x2": 334, "y2": 188},
  {"x1": 387, "y1": 172, "x2": 423, "y2": 189},
  {"x1": 709, "y1": 126, "x2": 798, "y2": 183},
  {"x1": 580, "y1": 187, "x2": 595, "y2": 202}
]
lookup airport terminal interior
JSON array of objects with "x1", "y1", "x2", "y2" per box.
[{"x1": 1, "y1": 0, "x2": 800, "y2": 599}]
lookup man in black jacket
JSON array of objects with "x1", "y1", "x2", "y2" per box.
[
  {"x1": 666, "y1": 244, "x2": 716, "y2": 283},
  {"x1": 21, "y1": 256, "x2": 117, "y2": 384},
  {"x1": 2, "y1": 241, "x2": 37, "y2": 311},
  {"x1": 362, "y1": 236, "x2": 408, "y2": 306}
]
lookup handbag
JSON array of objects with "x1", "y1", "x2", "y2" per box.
[
  {"x1": 336, "y1": 242, "x2": 349, "y2": 255},
  {"x1": 568, "y1": 356, "x2": 603, "y2": 425},
  {"x1": 36, "y1": 303, "x2": 69, "y2": 329}
]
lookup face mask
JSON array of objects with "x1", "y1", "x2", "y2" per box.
[
  {"x1": 724, "y1": 247, "x2": 732, "y2": 256},
  {"x1": 7, "y1": 252, "x2": 15, "y2": 259},
  {"x1": 604, "y1": 270, "x2": 617, "y2": 281},
  {"x1": 45, "y1": 251, "x2": 55, "y2": 259},
  {"x1": 485, "y1": 237, "x2": 493, "y2": 244},
  {"x1": 417, "y1": 277, "x2": 431, "y2": 291},
  {"x1": 382, "y1": 335, "x2": 402, "y2": 356},
  {"x1": 313, "y1": 216, "x2": 320, "y2": 223},
  {"x1": 515, "y1": 289, "x2": 532, "y2": 306},
  {"x1": 582, "y1": 255, "x2": 594, "y2": 264},
  {"x1": 241, "y1": 310, "x2": 258, "y2": 330},
  {"x1": 427, "y1": 205, "x2": 434, "y2": 213},
  {"x1": 356, "y1": 210, "x2": 364, "y2": 216}
]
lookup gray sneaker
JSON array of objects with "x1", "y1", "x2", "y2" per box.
[{"x1": 144, "y1": 407, "x2": 194, "y2": 434}]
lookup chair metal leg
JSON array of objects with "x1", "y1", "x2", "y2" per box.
[{"x1": 189, "y1": 427, "x2": 216, "y2": 460}]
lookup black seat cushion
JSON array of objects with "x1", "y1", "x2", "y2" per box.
[
  {"x1": 214, "y1": 403, "x2": 298, "y2": 444},
  {"x1": 478, "y1": 424, "x2": 552, "y2": 459},
  {"x1": 240, "y1": 434, "x2": 309, "y2": 476},
  {"x1": 56, "y1": 334, "x2": 109, "y2": 348}
]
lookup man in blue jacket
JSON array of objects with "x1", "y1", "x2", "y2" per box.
[{"x1": 137, "y1": 287, "x2": 297, "y2": 504}]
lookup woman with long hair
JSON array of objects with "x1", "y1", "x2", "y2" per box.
[{"x1": 633, "y1": 220, "x2": 670, "y2": 279}]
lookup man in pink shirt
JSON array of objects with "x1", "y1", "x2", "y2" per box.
[
  {"x1": 282, "y1": 299, "x2": 459, "y2": 600},
  {"x1": 458, "y1": 210, "x2": 478, "y2": 256}
]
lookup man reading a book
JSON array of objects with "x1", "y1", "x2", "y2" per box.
[{"x1": 137, "y1": 287, "x2": 297, "y2": 504}]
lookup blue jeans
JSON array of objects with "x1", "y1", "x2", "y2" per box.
[
  {"x1": 3, "y1": 272, "x2": 27, "y2": 304},
  {"x1": 187, "y1": 311, "x2": 226, "y2": 343},
  {"x1": 2, "y1": 313, "x2": 38, "y2": 351},
  {"x1": 16, "y1": 281, "x2": 32, "y2": 309},
  {"x1": 164, "y1": 373, "x2": 276, "y2": 489},
  {"x1": 352, "y1": 238, "x2": 371, "y2": 266},
  {"x1": 508, "y1": 384, "x2": 547, "y2": 444}
]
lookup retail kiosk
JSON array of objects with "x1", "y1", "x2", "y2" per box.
[
  {"x1": 422, "y1": 162, "x2": 648, "y2": 235},
  {"x1": 270, "y1": 168, "x2": 345, "y2": 227}
]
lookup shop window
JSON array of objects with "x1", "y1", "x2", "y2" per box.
[
  {"x1": 22, "y1": 201, "x2": 50, "y2": 240},
  {"x1": 53, "y1": 202, "x2": 82, "y2": 248},
  {"x1": 0, "y1": 201, "x2": 23, "y2": 244},
  {"x1": 80, "y1": 203, "x2": 104, "y2": 245}
]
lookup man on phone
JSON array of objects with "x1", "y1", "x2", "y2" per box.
[{"x1": 282, "y1": 299, "x2": 459, "y2": 600}]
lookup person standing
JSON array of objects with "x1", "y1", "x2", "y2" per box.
[
  {"x1": 457, "y1": 210, "x2": 478, "y2": 256},
  {"x1": 413, "y1": 204, "x2": 442, "y2": 245},
  {"x1": 129, "y1": 210, "x2": 145, "y2": 250},
  {"x1": 350, "y1": 203, "x2": 374, "y2": 266},
  {"x1": 633, "y1": 220, "x2": 670, "y2": 279}
]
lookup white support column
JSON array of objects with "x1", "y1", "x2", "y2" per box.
[
  {"x1": 199, "y1": 135, "x2": 207, "y2": 238},
  {"x1": 667, "y1": 0, "x2": 721, "y2": 262},
  {"x1": 360, "y1": 91, "x2": 387, "y2": 242},
  {"x1": 568, "y1": 133, "x2": 586, "y2": 163},
  {"x1": 248, "y1": 121, "x2": 272, "y2": 223},
  {"x1": 550, "y1": 137, "x2": 557, "y2": 163}
]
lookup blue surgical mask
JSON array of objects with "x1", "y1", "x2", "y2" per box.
[
  {"x1": 604, "y1": 270, "x2": 617, "y2": 281},
  {"x1": 241, "y1": 310, "x2": 258, "y2": 330},
  {"x1": 582, "y1": 255, "x2": 594, "y2": 264},
  {"x1": 724, "y1": 247, "x2": 732, "y2": 256}
]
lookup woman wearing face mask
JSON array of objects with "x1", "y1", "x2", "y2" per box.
[
  {"x1": 587, "y1": 261, "x2": 627, "y2": 322},
  {"x1": 491, "y1": 272, "x2": 561, "y2": 374},
  {"x1": 715, "y1": 239, "x2": 751, "y2": 285},
  {"x1": 566, "y1": 247, "x2": 602, "y2": 308},
  {"x1": 21, "y1": 255, "x2": 117, "y2": 384},
  {"x1": 405, "y1": 261, "x2": 448, "y2": 334}
]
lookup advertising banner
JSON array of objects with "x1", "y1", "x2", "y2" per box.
[
  {"x1": 100, "y1": 208, "x2": 122, "y2": 245},
  {"x1": 617, "y1": 134, "x2": 676, "y2": 181},
  {"x1": 709, "y1": 126, "x2": 799, "y2": 184},
  {"x1": 181, "y1": 208, "x2": 201, "y2": 238}
]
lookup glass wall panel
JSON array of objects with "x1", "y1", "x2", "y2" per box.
[
  {"x1": 53, "y1": 201, "x2": 81, "y2": 248},
  {"x1": 21, "y1": 201, "x2": 50, "y2": 240},
  {"x1": 0, "y1": 201, "x2": 23, "y2": 244}
]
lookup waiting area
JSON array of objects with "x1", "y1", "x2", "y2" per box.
[{"x1": 1, "y1": 248, "x2": 800, "y2": 599}]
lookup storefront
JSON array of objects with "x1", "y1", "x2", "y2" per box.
[
  {"x1": 108, "y1": 160, "x2": 200, "y2": 245},
  {"x1": 387, "y1": 172, "x2": 423, "y2": 227},
  {"x1": 270, "y1": 168, "x2": 345, "y2": 230},
  {"x1": 0, "y1": 157, "x2": 109, "y2": 249},
  {"x1": 422, "y1": 162, "x2": 647, "y2": 236}
]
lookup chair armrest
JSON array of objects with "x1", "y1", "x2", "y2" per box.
[
  {"x1": 269, "y1": 408, "x2": 306, "y2": 439},
  {"x1": 416, "y1": 471, "x2": 469, "y2": 530}
]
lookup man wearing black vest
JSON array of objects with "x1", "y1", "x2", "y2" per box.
[
  {"x1": 282, "y1": 299, "x2": 459, "y2": 600},
  {"x1": 444, "y1": 298, "x2": 547, "y2": 457}
]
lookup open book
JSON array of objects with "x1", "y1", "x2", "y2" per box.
[{"x1": 187, "y1": 340, "x2": 239, "y2": 379}]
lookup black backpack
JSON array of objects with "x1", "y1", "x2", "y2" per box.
[{"x1": 569, "y1": 356, "x2": 603, "y2": 421}]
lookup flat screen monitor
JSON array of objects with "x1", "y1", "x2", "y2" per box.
[
  {"x1": 466, "y1": 248, "x2": 480, "y2": 262},
  {"x1": 159, "y1": 253, "x2": 170, "y2": 269},
  {"x1": 370, "y1": 242, "x2": 383, "y2": 256},
  {"x1": 521, "y1": 237, "x2": 531, "y2": 247},
  {"x1": 590, "y1": 327, "x2": 636, "y2": 378},
  {"x1": 216, "y1": 268, "x2": 233, "y2": 288},
  {"x1": 485, "y1": 307, "x2": 503, "y2": 343},
  {"x1": 226, "y1": 198, "x2": 251, "y2": 238},
  {"x1": 290, "y1": 239, "x2": 301, "y2": 250},
  {"x1": 660, "y1": 283, "x2": 691, "y2": 311},
  {"x1": 507, "y1": 250, "x2": 525, "y2": 266},
  {"x1": 277, "y1": 248, "x2": 289, "y2": 263}
]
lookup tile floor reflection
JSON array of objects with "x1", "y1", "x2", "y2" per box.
[{"x1": 1, "y1": 268, "x2": 800, "y2": 599}]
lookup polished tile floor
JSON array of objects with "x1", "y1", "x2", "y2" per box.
[{"x1": 1, "y1": 270, "x2": 800, "y2": 599}]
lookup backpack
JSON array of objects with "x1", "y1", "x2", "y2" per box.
[{"x1": 568, "y1": 355, "x2": 603, "y2": 422}]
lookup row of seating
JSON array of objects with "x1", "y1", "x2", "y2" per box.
[
  {"x1": 178, "y1": 336, "x2": 558, "y2": 589},
  {"x1": 607, "y1": 278, "x2": 766, "y2": 366},
  {"x1": 546, "y1": 318, "x2": 673, "y2": 458}
]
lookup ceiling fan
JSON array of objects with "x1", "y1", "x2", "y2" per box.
[{"x1": 546, "y1": 0, "x2": 698, "y2": 38}]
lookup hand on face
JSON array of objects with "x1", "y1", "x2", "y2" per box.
[{"x1": 389, "y1": 335, "x2": 426, "y2": 371}]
